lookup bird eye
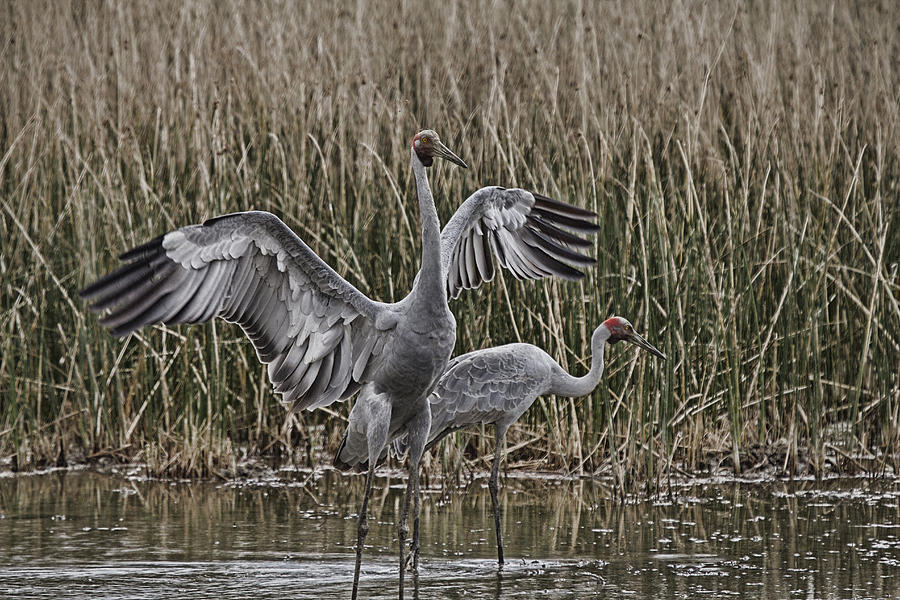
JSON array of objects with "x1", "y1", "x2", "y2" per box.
[{"x1": 421, "y1": 136, "x2": 429, "y2": 144}]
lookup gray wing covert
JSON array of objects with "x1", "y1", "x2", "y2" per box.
[
  {"x1": 425, "y1": 346, "x2": 549, "y2": 449},
  {"x1": 440, "y1": 187, "x2": 599, "y2": 299},
  {"x1": 80, "y1": 211, "x2": 395, "y2": 411}
]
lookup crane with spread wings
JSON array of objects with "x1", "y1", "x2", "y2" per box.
[{"x1": 80, "y1": 129, "x2": 599, "y2": 598}]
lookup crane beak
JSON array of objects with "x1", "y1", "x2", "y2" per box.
[
  {"x1": 627, "y1": 331, "x2": 667, "y2": 360},
  {"x1": 433, "y1": 140, "x2": 468, "y2": 169}
]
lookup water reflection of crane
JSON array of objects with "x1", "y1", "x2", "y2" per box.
[
  {"x1": 395, "y1": 316, "x2": 665, "y2": 566},
  {"x1": 80, "y1": 129, "x2": 599, "y2": 598}
]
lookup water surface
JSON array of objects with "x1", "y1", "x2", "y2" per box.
[{"x1": 0, "y1": 469, "x2": 898, "y2": 599}]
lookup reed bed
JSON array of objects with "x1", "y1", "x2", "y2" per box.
[{"x1": 1, "y1": 1, "x2": 898, "y2": 489}]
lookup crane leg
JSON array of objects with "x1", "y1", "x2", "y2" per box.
[
  {"x1": 352, "y1": 461, "x2": 376, "y2": 600},
  {"x1": 399, "y1": 404, "x2": 429, "y2": 596},
  {"x1": 411, "y1": 473, "x2": 421, "y2": 570},
  {"x1": 352, "y1": 395, "x2": 391, "y2": 600},
  {"x1": 399, "y1": 472, "x2": 412, "y2": 597},
  {"x1": 489, "y1": 429, "x2": 506, "y2": 567}
]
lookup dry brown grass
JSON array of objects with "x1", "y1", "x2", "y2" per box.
[{"x1": 1, "y1": 1, "x2": 898, "y2": 487}]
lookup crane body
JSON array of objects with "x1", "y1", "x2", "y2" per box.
[{"x1": 390, "y1": 316, "x2": 666, "y2": 567}]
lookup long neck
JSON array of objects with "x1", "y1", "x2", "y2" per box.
[
  {"x1": 550, "y1": 326, "x2": 609, "y2": 397},
  {"x1": 410, "y1": 147, "x2": 445, "y2": 301}
]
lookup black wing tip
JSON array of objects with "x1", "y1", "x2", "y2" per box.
[
  {"x1": 532, "y1": 193, "x2": 598, "y2": 219},
  {"x1": 106, "y1": 325, "x2": 137, "y2": 338},
  {"x1": 118, "y1": 235, "x2": 165, "y2": 262},
  {"x1": 332, "y1": 433, "x2": 386, "y2": 473},
  {"x1": 534, "y1": 248, "x2": 590, "y2": 280},
  {"x1": 422, "y1": 425, "x2": 459, "y2": 453},
  {"x1": 522, "y1": 224, "x2": 597, "y2": 267},
  {"x1": 81, "y1": 236, "x2": 165, "y2": 299},
  {"x1": 202, "y1": 214, "x2": 233, "y2": 227},
  {"x1": 332, "y1": 455, "x2": 355, "y2": 472},
  {"x1": 78, "y1": 263, "x2": 140, "y2": 300},
  {"x1": 333, "y1": 456, "x2": 368, "y2": 474},
  {"x1": 97, "y1": 310, "x2": 145, "y2": 337},
  {"x1": 531, "y1": 205, "x2": 601, "y2": 233},
  {"x1": 79, "y1": 272, "x2": 112, "y2": 300},
  {"x1": 526, "y1": 217, "x2": 594, "y2": 249},
  {"x1": 203, "y1": 210, "x2": 274, "y2": 228},
  {"x1": 332, "y1": 434, "x2": 355, "y2": 472},
  {"x1": 567, "y1": 255, "x2": 596, "y2": 269},
  {"x1": 80, "y1": 237, "x2": 168, "y2": 301}
]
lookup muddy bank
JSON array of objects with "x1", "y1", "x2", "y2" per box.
[{"x1": 2, "y1": 438, "x2": 895, "y2": 491}]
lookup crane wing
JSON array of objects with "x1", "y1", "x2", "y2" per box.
[
  {"x1": 424, "y1": 346, "x2": 550, "y2": 450},
  {"x1": 440, "y1": 187, "x2": 598, "y2": 299},
  {"x1": 80, "y1": 211, "x2": 396, "y2": 412}
]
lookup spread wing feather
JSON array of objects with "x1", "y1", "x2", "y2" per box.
[
  {"x1": 80, "y1": 210, "x2": 395, "y2": 411},
  {"x1": 440, "y1": 187, "x2": 599, "y2": 299}
]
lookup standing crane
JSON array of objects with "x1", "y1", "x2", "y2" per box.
[
  {"x1": 389, "y1": 316, "x2": 665, "y2": 567},
  {"x1": 79, "y1": 129, "x2": 599, "y2": 598}
]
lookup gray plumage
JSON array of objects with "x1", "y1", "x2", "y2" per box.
[
  {"x1": 333, "y1": 188, "x2": 599, "y2": 472},
  {"x1": 79, "y1": 129, "x2": 598, "y2": 597},
  {"x1": 440, "y1": 187, "x2": 598, "y2": 299},
  {"x1": 82, "y1": 211, "x2": 389, "y2": 412},
  {"x1": 392, "y1": 316, "x2": 666, "y2": 566},
  {"x1": 426, "y1": 344, "x2": 554, "y2": 449}
]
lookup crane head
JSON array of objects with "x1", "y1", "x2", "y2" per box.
[
  {"x1": 413, "y1": 130, "x2": 468, "y2": 169},
  {"x1": 602, "y1": 316, "x2": 666, "y2": 360}
]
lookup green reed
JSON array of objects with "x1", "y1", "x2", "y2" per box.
[{"x1": 1, "y1": 1, "x2": 897, "y2": 486}]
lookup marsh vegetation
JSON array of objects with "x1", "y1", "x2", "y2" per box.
[{"x1": 1, "y1": 2, "x2": 898, "y2": 488}]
